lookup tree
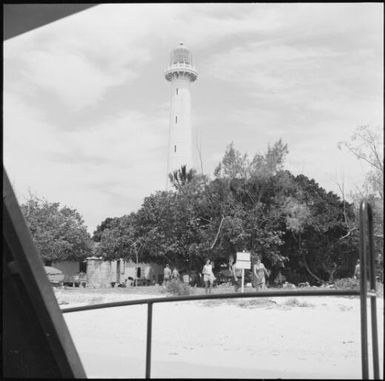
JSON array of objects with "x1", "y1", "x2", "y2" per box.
[
  {"x1": 338, "y1": 125, "x2": 383, "y2": 234},
  {"x1": 214, "y1": 142, "x2": 249, "y2": 179},
  {"x1": 135, "y1": 190, "x2": 208, "y2": 270},
  {"x1": 282, "y1": 175, "x2": 358, "y2": 284},
  {"x1": 210, "y1": 140, "x2": 290, "y2": 269},
  {"x1": 93, "y1": 217, "x2": 121, "y2": 242},
  {"x1": 338, "y1": 125, "x2": 383, "y2": 281},
  {"x1": 20, "y1": 194, "x2": 93, "y2": 264},
  {"x1": 249, "y1": 139, "x2": 289, "y2": 179},
  {"x1": 338, "y1": 125, "x2": 383, "y2": 194},
  {"x1": 96, "y1": 214, "x2": 137, "y2": 260},
  {"x1": 169, "y1": 165, "x2": 196, "y2": 191}
]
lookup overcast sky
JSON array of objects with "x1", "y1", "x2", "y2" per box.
[{"x1": 4, "y1": 3, "x2": 383, "y2": 234}]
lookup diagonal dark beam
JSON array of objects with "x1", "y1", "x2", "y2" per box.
[
  {"x1": 3, "y1": 4, "x2": 97, "y2": 40},
  {"x1": 3, "y1": 167, "x2": 87, "y2": 378},
  {"x1": 3, "y1": 5, "x2": 98, "y2": 377}
]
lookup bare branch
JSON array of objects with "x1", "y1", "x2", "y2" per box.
[
  {"x1": 334, "y1": 176, "x2": 357, "y2": 235},
  {"x1": 339, "y1": 227, "x2": 358, "y2": 240},
  {"x1": 339, "y1": 126, "x2": 384, "y2": 172},
  {"x1": 210, "y1": 216, "x2": 225, "y2": 250},
  {"x1": 302, "y1": 251, "x2": 325, "y2": 284}
]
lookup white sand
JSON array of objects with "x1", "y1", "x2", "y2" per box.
[{"x1": 58, "y1": 289, "x2": 384, "y2": 379}]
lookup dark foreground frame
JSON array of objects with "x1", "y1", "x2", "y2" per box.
[
  {"x1": 62, "y1": 200, "x2": 380, "y2": 379},
  {"x1": 3, "y1": 168, "x2": 87, "y2": 378}
]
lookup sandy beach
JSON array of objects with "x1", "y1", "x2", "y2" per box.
[{"x1": 57, "y1": 286, "x2": 383, "y2": 379}]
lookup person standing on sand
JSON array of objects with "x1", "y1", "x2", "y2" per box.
[
  {"x1": 163, "y1": 264, "x2": 171, "y2": 286},
  {"x1": 253, "y1": 257, "x2": 270, "y2": 291},
  {"x1": 353, "y1": 259, "x2": 360, "y2": 280},
  {"x1": 202, "y1": 259, "x2": 215, "y2": 294},
  {"x1": 172, "y1": 267, "x2": 179, "y2": 280},
  {"x1": 230, "y1": 258, "x2": 242, "y2": 292}
]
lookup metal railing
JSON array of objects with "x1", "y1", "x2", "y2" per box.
[
  {"x1": 62, "y1": 200, "x2": 380, "y2": 379},
  {"x1": 359, "y1": 200, "x2": 380, "y2": 379}
]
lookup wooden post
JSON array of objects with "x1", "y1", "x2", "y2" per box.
[{"x1": 241, "y1": 268, "x2": 245, "y2": 293}]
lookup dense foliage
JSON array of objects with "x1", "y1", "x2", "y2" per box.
[
  {"x1": 94, "y1": 140, "x2": 360, "y2": 284},
  {"x1": 18, "y1": 127, "x2": 381, "y2": 285},
  {"x1": 20, "y1": 195, "x2": 94, "y2": 264}
]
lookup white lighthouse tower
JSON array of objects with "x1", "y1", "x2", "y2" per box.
[{"x1": 165, "y1": 42, "x2": 198, "y2": 188}]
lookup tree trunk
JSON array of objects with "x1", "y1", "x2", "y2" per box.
[
  {"x1": 298, "y1": 233, "x2": 325, "y2": 285},
  {"x1": 302, "y1": 253, "x2": 325, "y2": 285},
  {"x1": 322, "y1": 262, "x2": 338, "y2": 284},
  {"x1": 211, "y1": 216, "x2": 225, "y2": 249},
  {"x1": 328, "y1": 269, "x2": 336, "y2": 283},
  {"x1": 135, "y1": 250, "x2": 138, "y2": 287}
]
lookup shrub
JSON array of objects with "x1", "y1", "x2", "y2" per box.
[
  {"x1": 334, "y1": 277, "x2": 360, "y2": 290},
  {"x1": 165, "y1": 279, "x2": 191, "y2": 296},
  {"x1": 284, "y1": 297, "x2": 313, "y2": 308}
]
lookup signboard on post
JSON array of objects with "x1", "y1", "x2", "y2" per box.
[
  {"x1": 235, "y1": 251, "x2": 251, "y2": 269},
  {"x1": 235, "y1": 251, "x2": 251, "y2": 292},
  {"x1": 237, "y1": 251, "x2": 251, "y2": 262}
]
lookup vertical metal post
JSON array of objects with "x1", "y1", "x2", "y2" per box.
[
  {"x1": 367, "y1": 205, "x2": 380, "y2": 379},
  {"x1": 145, "y1": 302, "x2": 153, "y2": 379},
  {"x1": 241, "y1": 268, "x2": 245, "y2": 293},
  {"x1": 359, "y1": 201, "x2": 369, "y2": 379}
]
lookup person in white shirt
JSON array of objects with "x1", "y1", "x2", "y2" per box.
[
  {"x1": 202, "y1": 259, "x2": 215, "y2": 294},
  {"x1": 163, "y1": 264, "x2": 171, "y2": 286},
  {"x1": 253, "y1": 257, "x2": 270, "y2": 291},
  {"x1": 172, "y1": 267, "x2": 179, "y2": 280}
]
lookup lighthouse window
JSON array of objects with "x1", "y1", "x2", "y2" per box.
[
  {"x1": 174, "y1": 145, "x2": 176, "y2": 152},
  {"x1": 175, "y1": 116, "x2": 178, "y2": 123}
]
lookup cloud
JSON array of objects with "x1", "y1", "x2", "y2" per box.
[
  {"x1": 4, "y1": 90, "x2": 169, "y2": 232},
  {"x1": 22, "y1": 50, "x2": 137, "y2": 110},
  {"x1": 199, "y1": 4, "x2": 382, "y2": 167},
  {"x1": 4, "y1": 4, "x2": 155, "y2": 112},
  {"x1": 200, "y1": 3, "x2": 382, "y2": 104},
  {"x1": 46, "y1": 110, "x2": 168, "y2": 165},
  {"x1": 204, "y1": 41, "x2": 380, "y2": 98},
  {"x1": 155, "y1": 4, "x2": 282, "y2": 49}
]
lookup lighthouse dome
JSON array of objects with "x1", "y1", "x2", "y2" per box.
[
  {"x1": 165, "y1": 42, "x2": 198, "y2": 82},
  {"x1": 169, "y1": 42, "x2": 193, "y2": 66}
]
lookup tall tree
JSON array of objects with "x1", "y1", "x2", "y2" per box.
[
  {"x1": 93, "y1": 217, "x2": 121, "y2": 242},
  {"x1": 338, "y1": 125, "x2": 383, "y2": 280},
  {"x1": 214, "y1": 142, "x2": 250, "y2": 179},
  {"x1": 210, "y1": 140, "x2": 290, "y2": 268},
  {"x1": 169, "y1": 165, "x2": 196, "y2": 191},
  {"x1": 338, "y1": 125, "x2": 383, "y2": 230},
  {"x1": 20, "y1": 194, "x2": 93, "y2": 264},
  {"x1": 282, "y1": 175, "x2": 358, "y2": 284}
]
